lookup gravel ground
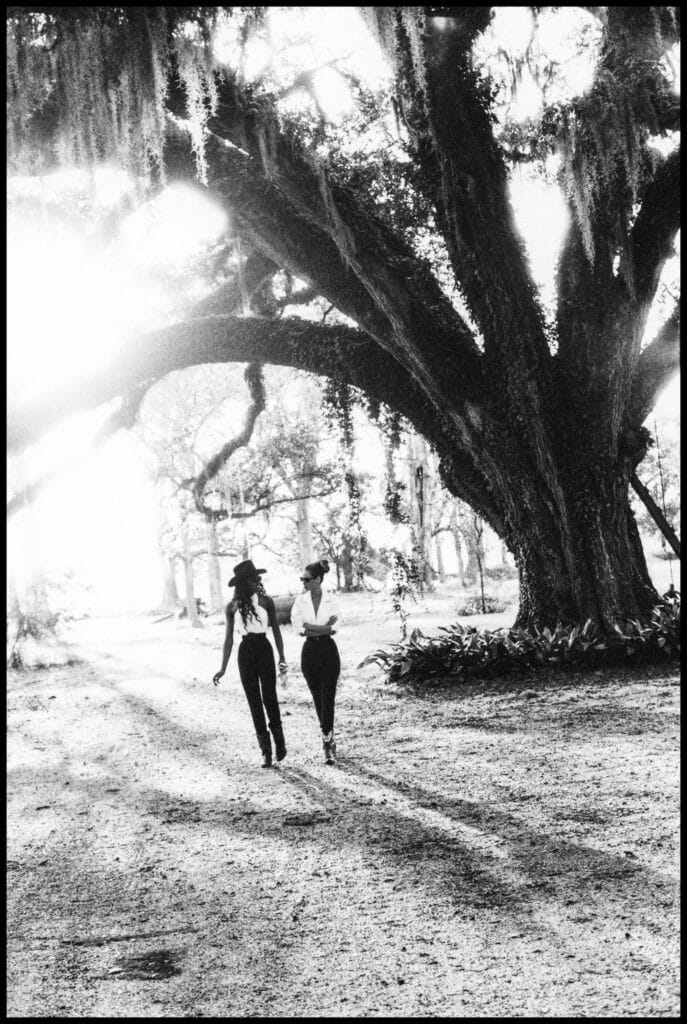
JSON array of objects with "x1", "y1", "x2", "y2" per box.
[{"x1": 6, "y1": 609, "x2": 680, "y2": 1018}]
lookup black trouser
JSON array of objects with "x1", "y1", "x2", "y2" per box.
[
  {"x1": 301, "y1": 636, "x2": 340, "y2": 735},
  {"x1": 238, "y1": 634, "x2": 282, "y2": 736}
]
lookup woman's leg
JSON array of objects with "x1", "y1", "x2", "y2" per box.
[
  {"x1": 301, "y1": 640, "x2": 323, "y2": 727},
  {"x1": 255, "y1": 639, "x2": 286, "y2": 761},
  {"x1": 238, "y1": 641, "x2": 268, "y2": 735},
  {"x1": 319, "y1": 639, "x2": 341, "y2": 736}
]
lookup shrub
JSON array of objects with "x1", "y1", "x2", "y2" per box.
[
  {"x1": 358, "y1": 595, "x2": 681, "y2": 685},
  {"x1": 455, "y1": 593, "x2": 509, "y2": 615},
  {"x1": 484, "y1": 564, "x2": 518, "y2": 582}
]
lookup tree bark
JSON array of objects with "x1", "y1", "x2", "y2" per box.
[
  {"x1": 205, "y1": 519, "x2": 224, "y2": 612},
  {"x1": 449, "y1": 511, "x2": 466, "y2": 588},
  {"x1": 180, "y1": 520, "x2": 202, "y2": 628},
  {"x1": 508, "y1": 471, "x2": 657, "y2": 630},
  {"x1": 159, "y1": 556, "x2": 179, "y2": 612},
  {"x1": 464, "y1": 523, "x2": 484, "y2": 583},
  {"x1": 296, "y1": 497, "x2": 315, "y2": 568},
  {"x1": 407, "y1": 433, "x2": 433, "y2": 590},
  {"x1": 435, "y1": 534, "x2": 446, "y2": 584},
  {"x1": 341, "y1": 536, "x2": 354, "y2": 591},
  {"x1": 630, "y1": 473, "x2": 681, "y2": 558}
]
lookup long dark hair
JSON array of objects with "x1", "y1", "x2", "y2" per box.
[{"x1": 233, "y1": 578, "x2": 260, "y2": 627}]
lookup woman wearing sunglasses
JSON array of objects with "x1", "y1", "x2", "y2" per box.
[
  {"x1": 213, "y1": 559, "x2": 288, "y2": 768},
  {"x1": 290, "y1": 558, "x2": 341, "y2": 765}
]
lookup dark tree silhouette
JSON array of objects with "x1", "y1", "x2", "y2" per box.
[{"x1": 7, "y1": 7, "x2": 680, "y2": 628}]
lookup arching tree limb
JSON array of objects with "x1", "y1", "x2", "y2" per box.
[{"x1": 206, "y1": 126, "x2": 483, "y2": 404}]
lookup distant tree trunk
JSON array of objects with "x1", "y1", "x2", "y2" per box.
[
  {"x1": 159, "y1": 555, "x2": 180, "y2": 611},
  {"x1": 500, "y1": 540, "x2": 511, "y2": 567},
  {"x1": 473, "y1": 515, "x2": 487, "y2": 613},
  {"x1": 180, "y1": 520, "x2": 202, "y2": 627},
  {"x1": 449, "y1": 511, "x2": 466, "y2": 588},
  {"x1": 407, "y1": 434, "x2": 433, "y2": 590},
  {"x1": 296, "y1": 497, "x2": 314, "y2": 567},
  {"x1": 341, "y1": 535, "x2": 354, "y2": 590},
  {"x1": 205, "y1": 518, "x2": 224, "y2": 612},
  {"x1": 465, "y1": 525, "x2": 484, "y2": 582},
  {"x1": 435, "y1": 534, "x2": 446, "y2": 584},
  {"x1": 237, "y1": 478, "x2": 250, "y2": 559}
]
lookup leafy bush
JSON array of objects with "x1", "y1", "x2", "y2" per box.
[
  {"x1": 380, "y1": 547, "x2": 423, "y2": 639},
  {"x1": 455, "y1": 593, "x2": 509, "y2": 615},
  {"x1": 483, "y1": 564, "x2": 518, "y2": 582},
  {"x1": 359, "y1": 595, "x2": 681, "y2": 685}
]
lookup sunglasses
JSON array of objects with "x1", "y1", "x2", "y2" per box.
[{"x1": 300, "y1": 577, "x2": 313, "y2": 583}]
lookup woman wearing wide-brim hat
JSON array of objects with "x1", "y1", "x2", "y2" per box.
[
  {"x1": 290, "y1": 559, "x2": 341, "y2": 765},
  {"x1": 213, "y1": 559, "x2": 288, "y2": 768}
]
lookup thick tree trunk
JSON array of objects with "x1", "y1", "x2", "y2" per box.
[{"x1": 507, "y1": 479, "x2": 657, "y2": 631}]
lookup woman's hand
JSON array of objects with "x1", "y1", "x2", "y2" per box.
[
  {"x1": 212, "y1": 670, "x2": 224, "y2": 686},
  {"x1": 327, "y1": 615, "x2": 338, "y2": 626}
]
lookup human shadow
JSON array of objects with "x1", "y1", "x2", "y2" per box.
[{"x1": 8, "y1": 656, "x2": 677, "y2": 964}]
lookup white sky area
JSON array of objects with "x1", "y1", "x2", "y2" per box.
[{"x1": 7, "y1": 8, "x2": 680, "y2": 614}]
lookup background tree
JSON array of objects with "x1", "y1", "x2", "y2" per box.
[
  {"x1": 7, "y1": 7, "x2": 680, "y2": 631},
  {"x1": 630, "y1": 423, "x2": 680, "y2": 562}
]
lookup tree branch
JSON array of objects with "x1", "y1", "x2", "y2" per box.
[
  {"x1": 626, "y1": 147, "x2": 680, "y2": 309},
  {"x1": 630, "y1": 473, "x2": 680, "y2": 558},
  {"x1": 230, "y1": 485, "x2": 341, "y2": 520},
  {"x1": 362, "y1": 9, "x2": 551, "y2": 373},
  {"x1": 206, "y1": 130, "x2": 483, "y2": 416},
  {"x1": 190, "y1": 250, "x2": 279, "y2": 317},
  {"x1": 188, "y1": 363, "x2": 266, "y2": 518},
  {"x1": 627, "y1": 302, "x2": 680, "y2": 427}
]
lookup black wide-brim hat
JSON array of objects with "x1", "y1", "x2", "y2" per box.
[{"x1": 229, "y1": 559, "x2": 267, "y2": 586}]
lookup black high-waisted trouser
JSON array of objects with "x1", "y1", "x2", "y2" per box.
[
  {"x1": 237, "y1": 633, "x2": 282, "y2": 736},
  {"x1": 301, "y1": 636, "x2": 340, "y2": 735}
]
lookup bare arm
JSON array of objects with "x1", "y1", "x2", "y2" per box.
[
  {"x1": 302, "y1": 615, "x2": 337, "y2": 637},
  {"x1": 263, "y1": 597, "x2": 286, "y2": 664},
  {"x1": 213, "y1": 604, "x2": 235, "y2": 684}
]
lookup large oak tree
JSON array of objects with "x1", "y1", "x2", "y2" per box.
[{"x1": 7, "y1": 6, "x2": 680, "y2": 628}]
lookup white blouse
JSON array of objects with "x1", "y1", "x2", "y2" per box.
[
  {"x1": 290, "y1": 589, "x2": 340, "y2": 635},
  {"x1": 235, "y1": 594, "x2": 269, "y2": 636}
]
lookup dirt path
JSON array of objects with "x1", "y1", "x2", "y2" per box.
[{"x1": 7, "y1": 615, "x2": 680, "y2": 1017}]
